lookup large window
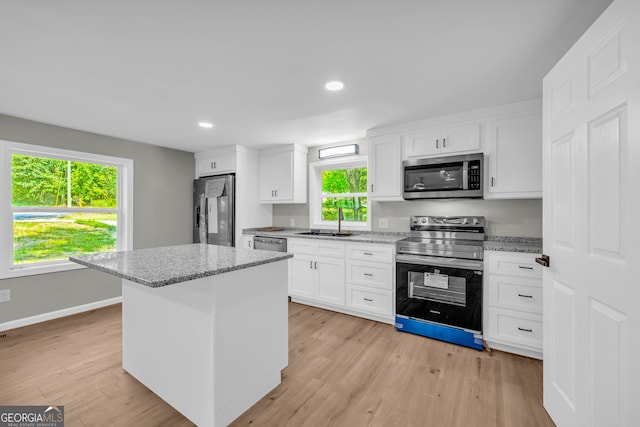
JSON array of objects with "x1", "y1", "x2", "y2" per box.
[
  {"x1": 0, "y1": 141, "x2": 133, "y2": 278},
  {"x1": 310, "y1": 158, "x2": 369, "y2": 230}
]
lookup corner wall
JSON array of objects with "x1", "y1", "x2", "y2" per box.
[{"x1": 0, "y1": 115, "x2": 195, "y2": 325}]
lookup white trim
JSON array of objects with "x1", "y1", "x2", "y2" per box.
[
  {"x1": 0, "y1": 296, "x2": 122, "y2": 332},
  {"x1": 0, "y1": 139, "x2": 133, "y2": 278}
]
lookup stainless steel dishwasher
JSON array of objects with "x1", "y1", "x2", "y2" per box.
[{"x1": 253, "y1": 236, "x2": 287, "y2": 252}]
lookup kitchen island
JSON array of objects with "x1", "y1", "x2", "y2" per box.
[{"x1": 71, "y1": 244, "x2": 292, "y2": 427}]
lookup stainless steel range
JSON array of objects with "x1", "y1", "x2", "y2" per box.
[{"x1": 395, "y1": 216, "x2": 485, "y2": 350}]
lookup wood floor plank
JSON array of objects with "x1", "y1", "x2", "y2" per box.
[{"x1": 0, "y1": 302, "x2": 554, "y2": 426}]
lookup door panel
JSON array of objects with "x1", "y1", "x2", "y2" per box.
[{"x1": 587, "y1": 106, "x2": 625, "y2": 258}]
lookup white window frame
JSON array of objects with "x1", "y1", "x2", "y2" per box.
[
  {"x1": 0, "y1": 140, "x2": 133, "y2": 279},
  {"x1": 309, "y1": 157, "x2": 370, "y2": 231}
]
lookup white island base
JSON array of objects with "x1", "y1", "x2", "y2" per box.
[{"x1": 121, "y1": 260, "x2": 288, "y2": 426}]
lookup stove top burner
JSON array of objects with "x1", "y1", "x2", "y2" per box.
[{"x1": 397, "y1": 216, "x2": 485, "y2": 260}]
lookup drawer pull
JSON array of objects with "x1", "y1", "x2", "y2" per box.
[
  {"x1": 363, "y1": 273, "x2": 374, "y2": 277},
  {"x1": 518, "y1": 294, "x2": 533, "y2": 298},
  {"x1": 518, "y1": 327, "x2": 533, "y2": 333},
  {"x1": 518, "y1": 266, "x2": 533, "y2": 270},
  {"x1": 364, "y1": 298, "x2": 374, "y2": 302},
  {"x1": 363, "y1": 252, "x2": 373, "y2": 256},
  {"x1": 309, "y1": 261, "x2": 313, "y2": 269}
]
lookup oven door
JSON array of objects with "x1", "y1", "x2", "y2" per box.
[{"x1": 396, "y1": 254, "x2": 483, "y2": 331}]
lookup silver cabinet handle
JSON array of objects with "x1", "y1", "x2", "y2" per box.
[
  {"x1": 364, "y1": 273, "x2": 373, "y2": 277},
  {"x1": 442, "y1": 137, "x2": 446, "y2": 148},
  {"x1": 248, "y1": 240, "x2": 252, "y2": 248},
  {"x1": 518, "y1": 294, "x2": 533, "y2": 298},
  {"x1": 275, "y1": 189, "x2": 278, "y2": 197},
  {"x1": 364, "y1": 252, "x2": 373, "y2": 256},
  {"x1": 309, "y1": 261, "x2": 313, "y2": 269},
  {"x1": 314, "y1": 261, "x2": 318, "y2": 269},
  {"x1": 491, "y1": 177, "x2": 495, "y2": 187},
  {"x1": 518, "y1": 327, "x2": 533, "y2": 333},
  {"x1": 211, "y1": 162, "x2": 217, "y2": 169},
  {"x1": 518, "y1": 266, "x2": 533, "y2": 270},
  {"x1": 436, "y1": 139, "x2": 439, "y2": 149},
  {"x1": 364, "y1": 298, "x2": 373, "y2": 302},
  {"x1": 371, "y1": 184, "x2": 374, "y2": 192}
]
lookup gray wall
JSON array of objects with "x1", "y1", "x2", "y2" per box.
[
  {"x1": 273, "y1": 138, "x2": 543, "y2": 237},
  {"x1": 0, "y1": 115, "x2": 195, "y2": 324}
]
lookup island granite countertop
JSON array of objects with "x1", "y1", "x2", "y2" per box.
[{"x1": 70, "y1": 244, "x2": 293, "y2": 288}]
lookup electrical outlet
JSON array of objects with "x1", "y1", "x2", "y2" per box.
[
  {"x1": 0, "y1": 289, "x2": 10, "y2": 303},
  {"x1": 289, "y1": 218, "x2": 295, "y2": 226},
  {"x1": 378, "y1": 218, "x2": 390, "y2": 229}
]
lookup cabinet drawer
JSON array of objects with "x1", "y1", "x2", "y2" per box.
[
  {"x1": 486, "y1": 251, "x2": 542, "y2": 278},
  {"x1": 346, "y1": 285, "x2": 392, "y2": 316},
  {"x1": 488, "y1": 275, "x2": 542, "y2": 314},
  {"x1": 347, "y1": 261, "x2": 392, "y2": 290},
  {"x1": 489, "y1": 308, "x2": 542, "y2": 350},
  {"x1": 315, "y1": 241, "x2": 345, "y2": 258},
  {"x1": 346, "y1": 244, "x2": 393, "y2": 263},
  {"x1": 288, "y1": 238, "x2": 315, "y2": 255}
]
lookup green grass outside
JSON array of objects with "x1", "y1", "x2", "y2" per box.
[{"x1": 13, "y1": 214, "x2": 117, "y2": 264}]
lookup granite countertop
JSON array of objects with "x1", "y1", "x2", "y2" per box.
[
  {"x1": 70, "y1": 244, "x2": 293, "y2": 288},
  {"x1": 483, "y1": 236, "x2": 542, "y2": 253},
  {"x1": 243, "y1": 227, "x2": 409, "y2": 245}
]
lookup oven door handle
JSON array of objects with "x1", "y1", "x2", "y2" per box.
[{"x1": 395, "y1": 253, "x2": 484, "y2": 270}]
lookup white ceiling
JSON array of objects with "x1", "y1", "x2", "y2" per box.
[{"x1": 0, "y1": 0, "x2": 613, "y2": 153}]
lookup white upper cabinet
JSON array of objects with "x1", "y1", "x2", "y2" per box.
[
  {"x1": 404, "y1": 123, "x2": 480, "y2": 158},
  {"x1": 484, "y1": 101, "x2": 542, "y2": 199},
  {"x1": 195, "y1": 147, "x2": 236, "y2": 177},
  {"x1": 368, "y1": 135, "x2": 403, "y2": 201},
  {"x1": 259, "y1": 144, "x2": 308, "y2": 204}
]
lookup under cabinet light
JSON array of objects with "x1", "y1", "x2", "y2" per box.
[
  {"x1": 318, "y1": 144, "x2": 359, "y2": 159},
  {"x1": 198, "y1": 122, "x2": 214, "y2": 129}
]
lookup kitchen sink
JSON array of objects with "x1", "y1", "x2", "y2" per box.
[{"x1": 296, "y1": 230, "x2": 359, "y2": 237}]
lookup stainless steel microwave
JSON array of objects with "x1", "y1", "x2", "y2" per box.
[{"x1": 403, "y1": 153, "x2": 483, "y2": 200}]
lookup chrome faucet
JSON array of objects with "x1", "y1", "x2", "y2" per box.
[{"x1": 338, "y1": 206, "x2": 343, "y2": 234}]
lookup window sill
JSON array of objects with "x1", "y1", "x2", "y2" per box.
[{"x1": 0, "y1": 261, "x2": 87, "y2": 280}]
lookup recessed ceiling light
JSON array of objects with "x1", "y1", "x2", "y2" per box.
[
  {"x1": 325, "y1": 81, "x2": 344, "y2": 91},
  {"x1": 198, "y1": 122, "x2": 214, "y2": 129}
]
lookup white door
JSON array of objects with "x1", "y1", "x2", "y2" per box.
[
  {"x1": 542, "y1": 0, "x2": 640, "y2": 426},
  {"x1": 369, "y1": 135, "x2": 403, "y2": 200},
  {"x1": 315, "y1": 257, "x2": 345, "y2": 306},
  {"x1": 259, "y1": 151, "x2": 293, "y2": 201},
  {"x1": 289, "y1": 255, "x2": 316, "y2": 299}
]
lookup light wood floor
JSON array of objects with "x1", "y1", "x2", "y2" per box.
[{"x1": 0, "y1": 303, "x2": 554, "y2": 426}]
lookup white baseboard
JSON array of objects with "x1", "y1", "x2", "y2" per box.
[{"x1": 0, "y1": 296, "x2": 122, "y2": 332}]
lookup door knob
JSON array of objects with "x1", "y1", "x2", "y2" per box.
[{"x1": 535, "y1": 254, "x2": 550, "y2": 267}]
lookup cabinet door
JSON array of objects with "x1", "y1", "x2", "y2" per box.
[
  {"x1": 485, "y1": 112, "x2": 542, "y2": 199},
  {"x1": 403, "y1": 128, "x2": 441, "y2": 158},
  {"x1": 196, "y1": 152, "x2": 236, "y2": 177},
  {"x1": 315, "y1": 257, "x2": 345, "y2": 306},
  {"x1": 369, "y1": 135, "x2": 403, "y2": 200},
  {"x1": 440, "y1": 123, "x2": 480, "y2": 153},
  {"x1": 241, "y1": 234, "x2": 254, "y2": 249},
  {"x1": 259, "y1": 151, "x2": 293, "y2": 201},
  {"x1": 290, "y1": 255, "x2": 316, "y2": 298}
]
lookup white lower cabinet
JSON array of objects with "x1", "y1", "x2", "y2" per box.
[
  {"x1": 288, "y1": 239, "x2": 345, "y2": 306},
  {"x1": 288, "y1": 238, "x2": 395, "y2": 324},
  {"x1": 484, "y1": 250, "x2": 543, "y2": 359}
]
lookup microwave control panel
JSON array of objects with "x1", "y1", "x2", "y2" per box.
[{"x1": 468, "y1": 160, "x2": 481, "y2": 190}]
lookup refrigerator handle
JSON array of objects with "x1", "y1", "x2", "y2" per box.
[{"x1": 196, "y1": 206, "x2": 200, "y2": 228}]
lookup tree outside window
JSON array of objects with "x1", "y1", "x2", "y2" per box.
[{"x1": 321, "y1": 167, "x2": 367, "y2": 223}]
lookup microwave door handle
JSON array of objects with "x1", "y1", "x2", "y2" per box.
[{"x1": 462, "y1": 161, "x2": 469, "y2": 190}]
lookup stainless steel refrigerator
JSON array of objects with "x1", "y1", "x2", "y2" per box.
[{"x1": 193, "y1": 174, "x2": 235, "y2": 246}]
